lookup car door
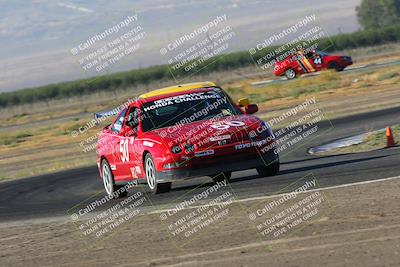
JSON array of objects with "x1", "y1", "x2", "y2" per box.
[
  {"x1": 124, "y1": 106, "x2": 143, "y2": 180},
  {"x1": 303, "y1": 51, "x2": 320, "y2": 72},
  {"x1": 109, "y1": 108, "x2": 130, "y2": 180}
]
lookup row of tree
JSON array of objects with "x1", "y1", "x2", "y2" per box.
[{"x1": 357, "y1": 0, "x2": 400, "y2": 29}]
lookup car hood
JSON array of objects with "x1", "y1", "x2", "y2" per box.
[{"x1": 150, "y1": 114, "x2": 263, "y2": 148}]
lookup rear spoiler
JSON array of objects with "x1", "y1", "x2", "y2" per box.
[
  {"x1": 94, "y1": 97, "x2": 135, "y2": 122},
  {"x1": 94, "y1": 109, "x2": 119, "y2": 120}
]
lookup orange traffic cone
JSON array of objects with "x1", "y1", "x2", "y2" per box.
[{"x1": 386, "y1": 127, "x2": 395, "y2": 147}]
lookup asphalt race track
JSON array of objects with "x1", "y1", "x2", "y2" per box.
[{"x1": 0, "y1": 106, "x2": 399, "y2": 222}]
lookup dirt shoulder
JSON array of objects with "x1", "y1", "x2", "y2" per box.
[{"x1": 1, "y1": 176, "x2": 399, "y2": 266}]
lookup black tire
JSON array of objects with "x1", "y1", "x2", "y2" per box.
[
  {"x1": 210, "y1": 172, "x2": 232, "y2": 183},
  {"x1": 144, "y1": 153, "x2": 171, "y2": 194},
  {"x1": 101, "y1": 159, "x2": 128, "y2": 198},
  {"x1": 114, "y1": 185, "x2": 128, "y2": 198},
  {"x1": 256, "y1": 160, "x2": 280, "y2": 177},
  {"x1": 285, "y1": 69, "x2": 297, "y2": 80},
  {"x1": 328, "y1": 61, "x2": 342, "y2": 71}
]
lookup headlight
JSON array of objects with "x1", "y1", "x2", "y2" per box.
[
  {"x1": 263, "y1": 121, "x2": 275, "y2": 139},
  {"x1": 253, "y1": 121, "x2": 275, "y2": 140},
  {"x1": 171, "y1": 145, "x2": 182, "y2": 154},
  {"x1": 342, "y1": 56, "x2": 352, "y2": 62}
]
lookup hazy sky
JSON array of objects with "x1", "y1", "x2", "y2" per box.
[{"x1": 0, "y1": 0, "x2": 361, "y2": 92}]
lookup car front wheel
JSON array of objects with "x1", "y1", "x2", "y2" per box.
[
  {"x1": 145, "y1": 154, "x2": 171, "y2": 194},
  {"x1": 256, "y1": 160, "x2": 280, "y2": 177},
  {"x1": 328, "y1": 61, "x2": 343, "y2": 71},
  {"x1": 285, "y1": 69, "x2": 297, "y2": 79}
]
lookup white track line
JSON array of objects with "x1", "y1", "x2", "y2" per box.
[{"x1": 150, "y1": 175, "x2": 400, "y2": 214}]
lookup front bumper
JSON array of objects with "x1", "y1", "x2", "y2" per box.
[{"x1": 157, "y1": 150, "x2": 279, "y2": 183}]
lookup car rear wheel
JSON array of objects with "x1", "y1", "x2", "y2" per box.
[
  {"x1": 256, "y1": 160, "x2": 280, "y2": 177},
  {"x1": 101, "y1": 159, "x2": 128, "y2": 198},
  {"x1": 145, "y1": 154, "x2": 171, "y2": 194},
  {"x1": 210, "y1": 172, "x2": 232, "y2": 183},
  {"x1": 285, "y1": 69, "x2": 296, "y2": 79}
]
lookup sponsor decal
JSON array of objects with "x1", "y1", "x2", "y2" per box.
[
  {"x1": 195, "y1": 149, "x2": 215, "y2": 157},
  {"x1": 209, "y1": 134, "x2": 231, "y2": 142},
  {"x1": 218, "y1": 139, "x2": 227, "y2": 146},
  {"x1": 110, "y1": 164, "x2": 117, "y2": 170},
  {"x1": 235, "y1": 140, "x2": 267, "y2": 150},
  {"x1": 143, "y1": 91, "x2": 220, "y2": 112},
  {"x1": 135, "y1": 166, "x2": 142, "y2": 175},
  {"x1": 143, "y1": 141, "x2": 154, "y2": 147}
]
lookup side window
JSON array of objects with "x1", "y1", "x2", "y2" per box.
[
  {"x1": 305, "y1": 52, "x2": 314, "y2": 59},
  {"x1": 126, "y1": 107, "x2": 139, "y2": 132},
  {"x1": 111, "y1": 109, "x2": 127, "y2": 133}
]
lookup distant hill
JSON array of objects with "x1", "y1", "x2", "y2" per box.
[{"x1": 0, "y1": 0, "x2": 360, "y2": 92}]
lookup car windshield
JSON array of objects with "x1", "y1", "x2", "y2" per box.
[
  {"x1": 316, "y1": 50, "x2": 328, "y2": 56},
  {"x1": 140, "y1": 89, "x2": 241, "y2": 132}
]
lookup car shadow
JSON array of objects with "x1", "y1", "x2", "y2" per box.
[{"x1": 169, "y1": 154, "x2": 388, "y2": 193}]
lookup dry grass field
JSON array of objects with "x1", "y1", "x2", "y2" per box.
[{"x1": 0, "y1": 43, "x2": 399, "y2": 181}]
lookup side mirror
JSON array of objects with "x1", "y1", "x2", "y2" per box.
[
  {"x1": 245, "y1": 104, "x2": 258, "y2": 114},
  {"x1": 120, "y1": 125, "x2": 136, "y2": 137},
  {"x1": 238, "y1": 98, "x2": 250, "y2": 107}
]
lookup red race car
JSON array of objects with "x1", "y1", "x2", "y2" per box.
[
  {"x1": 96, "y1": 82, "x2": 279, "y2": 196},
  {"x1": 274, "y1": 50, "x2": 353, "y2": 79}
]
